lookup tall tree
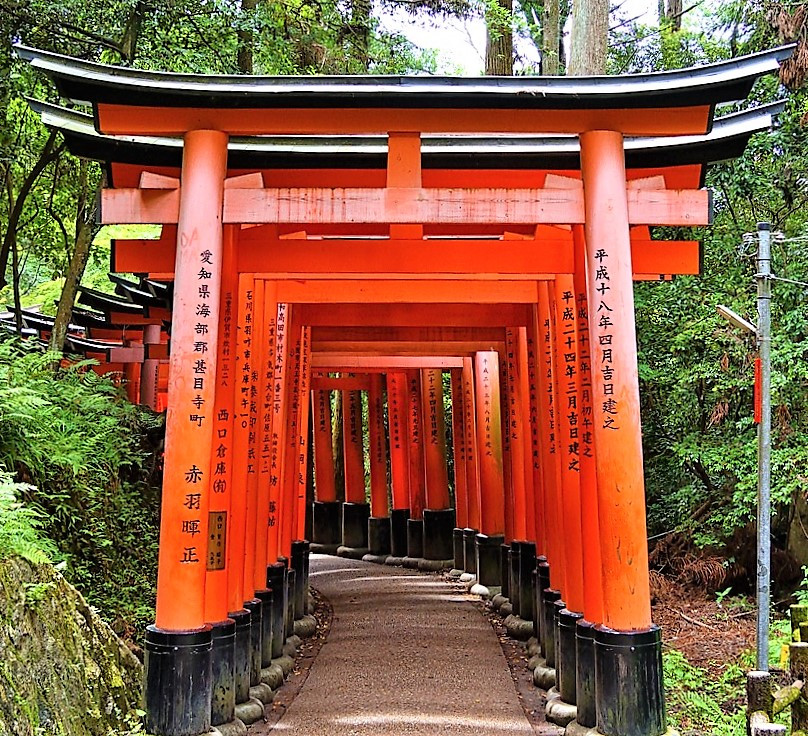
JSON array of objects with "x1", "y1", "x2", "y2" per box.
[
  {"x1": 485, "y1": 0, "x2": 514, "y2": 75},
  {"x1": 568, "y1": 0, "x2": 607, "y2": 75}
]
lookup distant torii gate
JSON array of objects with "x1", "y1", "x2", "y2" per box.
[{"x1": 19, "y1": 44, "x2": 792, "y2": 736}]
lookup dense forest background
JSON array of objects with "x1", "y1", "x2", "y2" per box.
[{"x1": 1, "y1": 1, "x2": 808, "y2": 731}]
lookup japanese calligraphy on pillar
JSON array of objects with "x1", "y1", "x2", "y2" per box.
[
  {"x1": 296, "y1": 327, "x2": 312, "y2": 530},
  {"x1": 268, "y1": 303, "x2": 288, "y2": 536},
  {"x1": 557, "y1": 283, "x2": 581, "y2": 474},
  {"x1": 541, "y1": 300, "x2": 557, "y2": 457},
  {"x1": 426, "y1": 369, "x2": 440, "y2": 447},
  {"x1": 206, "y1": 236, "x2": 235, "y2": 572},
  {"x1": 175, "y1": 241, "x2": 221, "y2": 568},
  {"x1": 575, "y1": 274, "x2": 595, "y2": 464},
  {"x1": 592, "y1": 248, "x2": 619, "y2": 432}
]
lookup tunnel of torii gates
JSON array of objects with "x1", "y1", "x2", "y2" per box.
[{"x1": 19, "y1": 44, "x2": 792, "y2": 736}]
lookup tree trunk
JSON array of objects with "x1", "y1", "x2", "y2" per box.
[
  {"x1": 542, "y1": 0, "x2": 560, "y2": 75},
  {"x1": 568, "y1": 0, "x2": 608, "y2": 76},
  {"x1": 0, "y1": 132, "x2": 62, "y2": 289},
  {"x1": 49, "y1": 160, "x2": 97, "y2": 355},
  {"x1": 119, "y1": 1, "x2": 147, "y2": 63},
  {"x1": 485, "y1": 0, "x2": 513, "y2": 75},
  {"x1": 664, "y1": 0, "x2": 683, "y2": 31},
  {"x1": 11, "y1": 234, "x2": 22, "y2": 336},
  {"x1": 238, "y1": 0, "x2": 258, "y2": 74}
]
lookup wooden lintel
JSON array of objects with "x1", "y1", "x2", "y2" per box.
[
  {"x1": 100, "y1": 186, "x2": 712, "y2": 227},
  {"x1": 312, "y1": 354, "x2": 465, "y2": 369},
  {"x1": 113, "y1": 236, "x2": 698, "y2": 278},
  {"x1": 311, "y1": 340, "x2": 505, "y2": 355},
  {"x1": 273, "y1": 279, "x2": 539, "y2": 304},
  {"x1": 297, "y1": 303, "x2": 532, "y2": 327}
]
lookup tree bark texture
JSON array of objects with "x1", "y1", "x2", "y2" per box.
[
  {"x1": 568, "y1": 0, "x2": 607, "y2": 76},
  {"x1": 542, "y1": 0, "x2": 560, "y2": 75},
  {"x1": 238, "y1": 0, "x2": 258, "y2": 74},
  {"x1": 49, "y1": 160, "x2": 97, "y2": 355},
  {"x1": 485, "y1": 0, "x2": 513, "y2": 75}
]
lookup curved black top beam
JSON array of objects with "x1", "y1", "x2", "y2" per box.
[
  {"x1": 16, "y1": 45, "x2": 793, "y2": 111},
  {"x1": 29, "y1": 99, "x2": 783, "y2": 176}
]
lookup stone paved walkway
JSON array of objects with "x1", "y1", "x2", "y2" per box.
[{"x1": 272, "y1": 554, "x2": 535, "y2": 735}]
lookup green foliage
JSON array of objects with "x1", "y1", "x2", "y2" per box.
[
  {"x1": 0, "y1": 338, "x2": 162, "y2": 628},
  {"x1": 663, "y1": 649, "x2": 757, "y2": 735},
  {"x1": 0, "y1": 471, "x2": 57, "y2": 564}
]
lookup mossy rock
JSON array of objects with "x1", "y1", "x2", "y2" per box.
[{"x1": 0, "y1": 556, "x2": 143, "y2": 735}]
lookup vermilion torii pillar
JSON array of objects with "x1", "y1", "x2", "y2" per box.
[
  {"x1": 449, "y1": 368, "x2": 469, "y2": 572},
  {"x1": 145, "y1": 130, "x2": 227, "y2": 736},
  {"x1": 581, "y1": 130, "x2": 663, "y2": 736},
  {"x1": 405, "y1": 370, "x2": 426, "y2": 563},
  {"x1": 420, "y1": 368, "x2": 455, "y2": 567},
  {"x1": 472, "y1": 350, "x2": 506, "y2": 594},
  {"x1": 366, "y1": 374, "x2": 392, "y2": 560},
  {"x1": 311, "y1": 388, "x2": 341, "y2": 552},
  {"x1": 340, "y1": 388, "x2": 369, "y2": 556},
  {"x1": 386, "y1": 371, "x2": 411, "y2": 559}
]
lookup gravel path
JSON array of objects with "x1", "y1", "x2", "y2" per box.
[{"x1": 273, "y1": 553, "x2": 535, "y2": 735}]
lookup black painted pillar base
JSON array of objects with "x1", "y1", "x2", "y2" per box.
[
  {"x1": 475, "y1": 533, "x2": 505, "y2": 588},
  {"x1": 290, "y1": 540, "x2": 307, "y2": 621},
  {"x1": 367, "y1": 517, "x2": 391, "y2": 556},
  {"x1": 311, "y1": 501, "x2": 341, "y2": 551},
  {"x1": 253, "y1": 589, "x2": 273, "y2": 668},
  {"x1": 341, "y1": 502, "x2": 370, "y2": 549},
  {"x1": 556, "y1": 607, "x2": 584, "y2": 704},
  {"x1": 423, "y1": 508, "x2": 455, "y2": 561},
  {"x1": 463, "y1": 528, "x2": 478, "y2": 574},
  {"x1": 452, "y1": 528, "x2": 465, "y2": 569},
  {"x1": 303, "y1": 542, "x2": 311, "y2": 614},
  {"x1": 406, "y1": 518, "x2": 424, "y2": 558},
  {"x1": 210, "y1": 619, "x2": 236, "y2": 727},
  {"x1": 536, "y1": 558, "x2": 550, "y2": 656},
  {"x1": 229, "y1": 609, "x2": 251, "y2": 705},
  {"x1": 390, "y1": 508, "x2": 409, "y2": 557},
  {"x1": 144, "y1": 625, "x2": 212, "y2": 736},
  {"x1": 542, "y1": 589, "x2": 562, "y2": 668},
  {"x1": 265, "y1": 563, "x2": 286, "y2": 660},
  {"x1": 500, "y1": 543, "x2": 511, "y2": 600},
  {"x1": 243, "y1": 598, "x2": 262, "y2": 686},
  {"x1": 519, "y1": 541, "x2": 536, "y2": 625},
  {"x1": 575, "y1": 619, "x2": 597, "y2": 728},
  {"x1": 284, "y1": 569, "x2": 295, "y2": 638},
  {"x1": 595, "y1": 625, "x2": 666, "y2": 736},
  {"x1": 509, "y1": 542, "x2": 522, "y2": 616}
]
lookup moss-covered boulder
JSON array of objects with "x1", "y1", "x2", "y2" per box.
[{"x1": 0, "y1": 556, "x2": 143, "y2": 735}]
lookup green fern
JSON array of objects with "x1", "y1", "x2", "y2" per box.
[{"x1": 0, "y1": 472, "x2": 57, "y2": 564}]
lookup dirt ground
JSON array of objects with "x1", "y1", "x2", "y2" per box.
[{"x1": 651, "y1": 578, "x2": 757, "y2": 678}]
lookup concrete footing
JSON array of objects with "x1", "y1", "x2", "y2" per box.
[
  {"x1": 234, "y1": 698, "x2": 264, "y2": 726},
  {"x1": 293, "y1": 614, "x2": 317, "y2": 639},
  {"x1": 337, "y1": 545, "x2": 370, "y2": 560},
  {"x1": 546, "y1": 687, "x2": 577, "y2": 727},
  {"x1": 210, "y1": 719, "x2": 248, "y2": 736},
  {"x1": 504, "y1": 614, "x2": 534, "y2": 640},
  {"x1": 260, "y1": 664, "x2": 284, "y2": 690},
  {"x1": 249, "y1": 683, "x2": 274, "y2": 705},
  {"x1": 533, "y1": 663, "x2": 556, "y2": 690}
]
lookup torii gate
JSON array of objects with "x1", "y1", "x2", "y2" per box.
[{"x1": 19, "y1": 44, "x2": 791, "y2": 736}]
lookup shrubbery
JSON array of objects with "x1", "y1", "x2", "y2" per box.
[{"x1": 0, "y1": 337, "x2": 163, "y2": 631}]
